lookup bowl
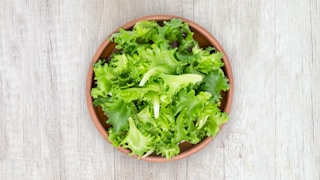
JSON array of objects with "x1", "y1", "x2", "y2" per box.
[{"x1": 86, "y1": 14, "x2": 234, "y2": 162}]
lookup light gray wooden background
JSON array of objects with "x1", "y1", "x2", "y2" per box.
[{"x1": 0, "y1": 0, "x2": 319, "y2": 179}]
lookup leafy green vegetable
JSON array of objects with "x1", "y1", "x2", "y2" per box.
[
  {"x1": 91, "y1": 19, "x2": 230, "y2": 159},
  {"x1": 200, "y1": 69, "x2": 230, "y2": 102},
  {"x1": 121, "y1": 117, "x2": 155, "y2": 158}
]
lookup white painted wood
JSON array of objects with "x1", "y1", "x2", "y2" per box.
[{"x1": 0, "y1": 0, "x2": 319, "y2": 179}]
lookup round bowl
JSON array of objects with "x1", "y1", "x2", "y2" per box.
[{"x1": 86, "y1": 14, "x2": 234, "y2": 162}]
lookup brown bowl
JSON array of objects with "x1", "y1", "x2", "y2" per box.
[{"x1": 86, "y1": 15, "x2": 234, "y2": 162}]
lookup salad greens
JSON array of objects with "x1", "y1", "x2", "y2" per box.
[{"x1": 91, "y1": 19, "x2": 230, "y2": 159}]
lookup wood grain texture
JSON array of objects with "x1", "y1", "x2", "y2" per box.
[{"x1": 0, "y1": 0, "x2": 319, "y2": 179}]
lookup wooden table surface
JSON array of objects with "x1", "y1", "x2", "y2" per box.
[{"x1": 1, "y1": 0, "x2": 319, "y2": 179}]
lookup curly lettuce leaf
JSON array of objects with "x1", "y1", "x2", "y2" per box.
[
  {"x1": 159, "y1": 73, "x2": 203, "y2": 96},
  {"x1": 121, "y1": 117, "x2": 155, "y2": 158},
  {"x1": 93, "y1": 97, "x2": 137, "y2": 134},
  {"x1": 138, "y1": 44, "x2": 185, "y2": 86},
  {"x1": 91, "y1": 61, "x2": 117, "y2": 98},
  {"x1": 200, "y1": 69, "x2": 230, "y2": 102}
]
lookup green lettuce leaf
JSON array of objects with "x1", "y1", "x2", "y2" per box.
[{"x1": 121, "y1": 117, "x2": 155, "y2": 158}]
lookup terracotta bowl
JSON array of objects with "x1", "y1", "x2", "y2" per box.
[{"x1": 86, "y1": 15, "x2": 234, "y2": 162}]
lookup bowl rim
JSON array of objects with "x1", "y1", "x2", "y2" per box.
[{"x1": 86, "y1": 14, "x2": 234, "y2": 162}]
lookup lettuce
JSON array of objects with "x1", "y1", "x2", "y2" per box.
[{"x1": 91, "y1": 19, "x2": 230, "y2": 159}]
